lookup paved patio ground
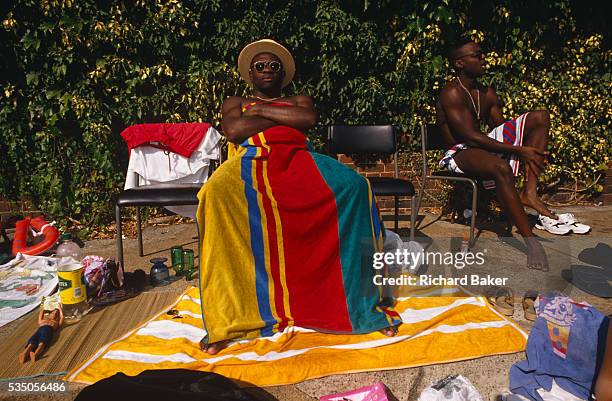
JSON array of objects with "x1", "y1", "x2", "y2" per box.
[{"x1": 0, "y1": 205, "x2": 610, "y2": 401}]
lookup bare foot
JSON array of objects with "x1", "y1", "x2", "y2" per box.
[
  {"x1": 525, "y1": 236, "x2": 549, "y2": 271},
  {"x1": 379, "y1": 326, "x2": 399, "y2": 337},
  {"x1": 19, "y1": 344, "x2": 32, "y2": 364},
  {"x1": 199, "y1": 339, "x2": 230, "y2": 355},
  {"x1": 30, "y1": 343, "x2": 45, "y2": 362},
  {"x1": 520, "y1": 192, "x2": 555, "y2": 218}
]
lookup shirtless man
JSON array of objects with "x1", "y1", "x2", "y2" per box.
[
  {"x1": 201, "y1": 39, "x2": 398, "y2": 355},
  {"x1": 221, "y1": 52, "x2": 316, "y2": 145},
  {"x1": 19, "y1": 307, "x2": 63, "y2": 363},
  {"x1": 436, "y1": 38, "x2": 558, "y2": 270}
]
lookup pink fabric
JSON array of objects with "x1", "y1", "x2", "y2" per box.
[
  {"x1": 320, "y1": 382, "x2": 389, "y2": 401},
  {"x1": 120, "y1": 123, "x2": 211, "y2": 158}
]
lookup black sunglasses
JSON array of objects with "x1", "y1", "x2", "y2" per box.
[
  {"x1": 252, "y1": 60, "x2": 282, "y2": 73},
  {"x1": 458, "y1": 51, "x2": 485, "y2": 59}
]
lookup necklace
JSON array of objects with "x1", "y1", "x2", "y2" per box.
[
  {"x1": 456, "y1": 77, "x2": 480, "y2": 120},
  {"x1": 254, "y1": 95, "x2": 282, "y2": 102}
]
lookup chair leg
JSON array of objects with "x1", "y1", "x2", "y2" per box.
[
  {"x1": 415, "y1": 177, "x2": 427, "y2": 229},
  {"x1": 394, "y1": 196, "x2": 399, "y2": 231},
  {"x1": 115, "y1": 204, "x2": 124, "y2": 268},
  {"x1": 469, "y1": 181, "x2": 478, "y2": 247},
  {"x1": 410, "y1": 196, "x2": 416, "y2": 241},
  {"x1": 136, "y1": 206, "x2": 143, "y2": 257}
]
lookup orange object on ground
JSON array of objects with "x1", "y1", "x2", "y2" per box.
[{"x1": 11, "y1": 216, "x2": 59, "y2": 256}]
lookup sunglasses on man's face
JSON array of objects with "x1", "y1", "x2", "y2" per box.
[
  {"x1": 252, "y1": 60, "x2": 283, "y2": 73},
  {"x1": 458, "y1": 50, "x2": 485, "y2": 60}
]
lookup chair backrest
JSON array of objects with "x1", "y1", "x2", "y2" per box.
[
  {"x1": 327, "y1": 125, "x2": 396, "y2": 155},
  {"x1": 419, "y1": 123, "x2": 447, "y2": 178},
  {"x1": 422, "y1": 123, "x2": 446, "y2": 151}
]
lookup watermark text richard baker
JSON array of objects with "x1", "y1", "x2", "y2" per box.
[
  {"x1": 373, "y1": 274, "x2": 508, "y2": 286},
  {"x1": 371, "y1": 247, "x2": 509, "y2": 287}
]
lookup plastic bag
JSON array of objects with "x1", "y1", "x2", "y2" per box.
[
  {"x1": 418, "y1": 375, "x2": 484, "y2": 401},
  {"x1": 383, "y1": 229, "x2": 424, "y2": 274}
]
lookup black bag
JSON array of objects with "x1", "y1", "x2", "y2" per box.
[{"x1": 74, "y1": 369, "x2": 258, "y2": 401}]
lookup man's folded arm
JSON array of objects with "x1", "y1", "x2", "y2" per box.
[
  {"x1": 245, "y1": 95, "x2": 318, "y2": 132},
  {"x1": 221, "y1": 96, "x2": 277, "y2": 144},
  {"x1": 221, "y1": 96, "x2": 318, "y2": 144},
  {"x1": 441, "y1": 87, "x2": 518, "y2": 154}
]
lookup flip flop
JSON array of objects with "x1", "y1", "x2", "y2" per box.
[
  {"x1": 485, "y1": 286, "x2": 514, "y2": 316},
  {"x1": 522, "y1": 290, "x2": 538, "y2": 321}
]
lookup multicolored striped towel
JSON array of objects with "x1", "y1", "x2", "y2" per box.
[
  {"x1": 66, "y1": 286, "x2": 527, "y2": 385},
  {"x1": 196, "y1": 122, "x2": 399, "y2": 345}
]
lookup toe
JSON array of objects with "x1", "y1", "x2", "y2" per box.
[
  {"x1": 380, "y1": 326, "x2": 399, "y2": 337},
  {"x1": 205, "y1": 344, "x2": 220, "y2": 355}
]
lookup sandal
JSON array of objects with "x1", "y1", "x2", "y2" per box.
[
  {"x1": 485, "y1": 286, "x2": 515, "y2": 316},
  {"x1": 522, "y1": 290, "x2": 538, "y2": 321}
]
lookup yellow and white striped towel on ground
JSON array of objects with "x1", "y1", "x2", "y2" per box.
[{"x1": 66, "y1": 286, "x2": 526, "y2": 386}]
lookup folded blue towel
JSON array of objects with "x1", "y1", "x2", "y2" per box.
[{"x1": 510, "y1": 293, "x2": 609, "y2": 401}]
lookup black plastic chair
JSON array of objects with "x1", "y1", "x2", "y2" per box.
[
  {"x1": 415, "y1": 124, "x2": 478, "y2": 246},
  {"x1": 328, "y1": 125, "x2": 416, "y2": 239},
  {"x1": 115, "y1": 174, "x2": 201, "y2": 268}
]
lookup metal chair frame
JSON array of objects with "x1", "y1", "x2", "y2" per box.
[
  {"x1": 415, "y1": 124, "x2": 478, "y2": 246},
  {"x1": 115, "y1": 172, "x2": 201, "y2": 268},
  {"x1": 327, "y1": 125, "x2": 416, "y2": 240}
]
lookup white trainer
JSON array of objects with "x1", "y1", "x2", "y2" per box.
[
  {"x1": 556, "y1": 213, "x2": 591, "y2": 234},
  {"x1": 535, "y1": 215, "x2": 571, "y2": 235}
]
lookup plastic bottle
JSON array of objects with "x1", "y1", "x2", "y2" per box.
[
  {"x1": 463, "y1": 208, "x2": 473, "y2": 225},
  {"x1": 56, "y1": 233, "x2": 89, "y2": 320},
  {"x1": 459, "y1": 233, "x2": 470, "y2": 260},
  {"x1": 56, "y1": 233, "x2": 81, "y2": 260}
]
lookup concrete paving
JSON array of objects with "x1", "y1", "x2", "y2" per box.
[{"x1": 1, "y1": 205, "x2": 610, "y2": 400}]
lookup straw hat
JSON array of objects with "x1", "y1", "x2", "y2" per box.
[{"x1": 238, "y1": 39, "x2": 295, "y2": 88}]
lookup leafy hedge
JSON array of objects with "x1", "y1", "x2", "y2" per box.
[{"x1": 1, "y1": 0, "x2": 610, "y2": 232}]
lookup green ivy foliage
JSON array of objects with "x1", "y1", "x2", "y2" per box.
[{"x1": 0, "y1": 0, "x2": 610, "y2": 231}]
